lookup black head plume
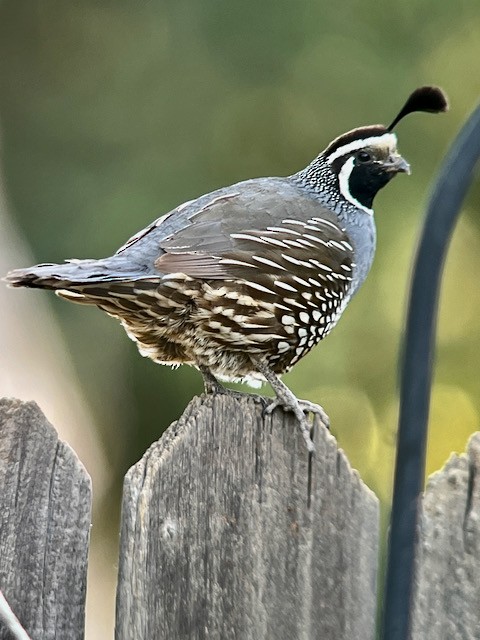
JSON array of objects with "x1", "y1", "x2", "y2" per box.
[{"x1": 387, "y1": 86, "x2": 449, "y2": 132}]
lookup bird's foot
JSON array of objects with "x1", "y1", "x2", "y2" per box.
[
  {"x1": 262, "y1": 398, "x2": 313, "y2": 452},
  {"x1": 249, "y1": 356, "x2": 333, "y2": 454},
  {"x1": 262, "y1": 396, "x2": 329, "y2": 453},
  {"x1": 264, "y1": 397, "x2": 329, "y2": 430}
]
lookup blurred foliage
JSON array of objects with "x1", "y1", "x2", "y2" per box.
[{"x1": 0, "y1": 0, "x2": 479, "y2": 533}]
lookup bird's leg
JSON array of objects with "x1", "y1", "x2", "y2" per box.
[
  {"x1": 198, "y1": 364, "x2": 255, "y2": 401},
  {"x1": 198, "y1": 364, "x2": 228, "y2": 395},
  {"x1": 251, "y1": 357, "x2": 329, "y2": 453}
]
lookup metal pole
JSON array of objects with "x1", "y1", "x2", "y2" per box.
[{"x1": 381, "y1": 103, "x2": 480, "y2": 639}]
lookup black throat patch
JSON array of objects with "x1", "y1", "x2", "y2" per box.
[
  {"x1": 331, "y1": 156, "x2": 393, "y2": 209},
  {"x1": 347, "y1": 162, "x2": 393, "y2": 209}
]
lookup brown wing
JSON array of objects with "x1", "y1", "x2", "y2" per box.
[{"x1": 154, "y1": 183, "x2": 354, "y2": 286}]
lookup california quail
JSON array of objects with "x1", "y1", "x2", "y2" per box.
[{"x1": 6, "y1": 86, "x2": 448, "y2": 452}]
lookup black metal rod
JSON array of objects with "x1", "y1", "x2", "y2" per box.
[{"x1": 381, "y1": 103, "x2": 480, "y2": 639}]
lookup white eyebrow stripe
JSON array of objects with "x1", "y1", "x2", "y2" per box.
[{"x1": 326, "y1": 133, "x2": 397, "y2": 164}]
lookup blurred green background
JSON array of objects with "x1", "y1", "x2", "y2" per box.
[{"x1": 1, "y1": 0, "x2": 479, "y2": 573}]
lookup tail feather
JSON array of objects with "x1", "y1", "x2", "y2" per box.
[{"x1": 5, "y1": 257, "x2": 155, "y2": 291}]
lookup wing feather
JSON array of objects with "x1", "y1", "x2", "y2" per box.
[{"x1": 152, "y1": 180, "x2": 353, "y2": 281}]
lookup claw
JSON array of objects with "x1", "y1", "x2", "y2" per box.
[
  {"x1": 298, "y1": 400, "x2": 330, "y2": 430},
  {"x1": 300, "y1": 422, "x2": 316, "y2": 454},
  {"x1": 262, "y1": 398, "x2": 278, "y2": 417},
  {"x1": 263, "y1": 397, "x2": 329, "y2": 431},
  {"x1": 262, "y1": 397, "x2": 315, "y2": 452}
]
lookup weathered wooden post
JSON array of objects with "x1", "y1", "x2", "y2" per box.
[
  {"x1": 411, "y1": 432, "x2": 480, "y2": 640},
  {"x1": 2, "y1": 395, "x2": 480, "y2": 638},
  {"x1": 0, "y1": 398, "x2": 91, "y2": 640},
  {"x1": 115, "y1": 394, "x2": 379, "y2": 640}
]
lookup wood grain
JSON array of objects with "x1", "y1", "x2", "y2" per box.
[
  {"x1": 116, "y1": 394, "x2": 379, "y2": 640},
  {"x1": 0, "y1": 398, "x2": 91, "y2": 640},
  {"x1": 411, "y1": 432, "x2": 480, "y2": 640}
]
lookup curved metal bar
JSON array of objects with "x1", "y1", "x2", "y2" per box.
[{"x1": 381, "y1": 103, "x2": 480, "y2": 639}]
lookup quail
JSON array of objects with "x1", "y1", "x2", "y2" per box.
[{"x1": 6, "y1": 86, "x2": 448, "y2": 452}]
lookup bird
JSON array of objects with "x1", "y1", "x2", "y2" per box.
[{"x1": 5, "y1": 86, "x2": 448, "y2": 453}]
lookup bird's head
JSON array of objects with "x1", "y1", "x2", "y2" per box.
[{"x1": 321, "y1": 86, "x2": 449, "y2": 213}]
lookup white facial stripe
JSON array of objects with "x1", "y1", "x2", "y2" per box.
[
  {"x1": 338, "y1": 156, "x2": 373, "y2": 215},
  {"x1": 327, "y1": 133, "x2": 397, "y2": 164}
]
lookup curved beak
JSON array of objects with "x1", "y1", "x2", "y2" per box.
[{"x1": 384, "y1": 154, "x2": 411, "y2": 175}]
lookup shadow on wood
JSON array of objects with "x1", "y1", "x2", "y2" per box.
[
  {"x1": 115, "y1": 394, "x2": 379, "y2": 640},
  {"x1": 0, "y1": 398, "x2": 91, "y2": 640}
]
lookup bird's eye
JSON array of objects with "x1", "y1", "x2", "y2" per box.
[{"x1": 356, "y1": 150, "x2": 372, "y2": 163}]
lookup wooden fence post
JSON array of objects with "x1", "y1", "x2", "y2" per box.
[
  {"x1": 411, "y1": 432, "x2": 480, "y2": 640},
  {"x1": 0, "y1": 398, "x2": 91, "y2": 640},
  {"x1": 115, "y1": 394, "x2": 379, "y2": 640},
  {"x1": 2, "y1": 394, "x2": 480, "y2": 638}
]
